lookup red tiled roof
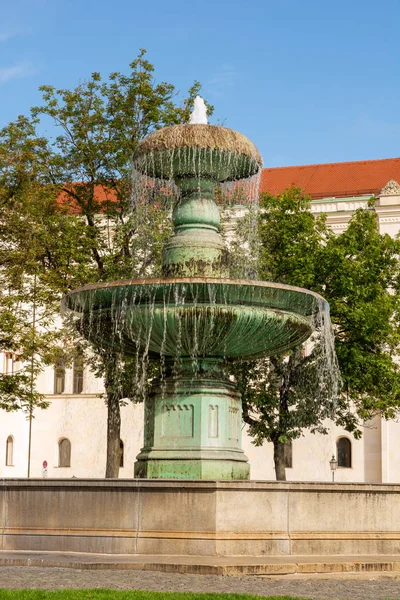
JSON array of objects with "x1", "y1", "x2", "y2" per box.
[
  {"x1": 57, "y1": 184, "x2": 118, "y2": 214},
  {"x1": 56, "y1": 157, "x2": 400, "y2": 210},
  {"x1": 260, "y1": 157, "x2": 400, "y2": 200}
]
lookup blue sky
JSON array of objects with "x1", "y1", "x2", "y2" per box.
[{"x1": 1, "y1": 0, "x2": 400, "y2": 167}]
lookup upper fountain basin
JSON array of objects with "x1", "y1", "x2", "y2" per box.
[
  {"x1": 63, "y1": 278, "x2": 326, "y2": 360},
  {"x1": 132, "y1": 124, "x2": 263, "y2": 182}
]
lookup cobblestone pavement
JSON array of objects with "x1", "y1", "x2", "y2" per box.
[{"x1": 0, "y1": 567, "x2": 400, "y2": 600}]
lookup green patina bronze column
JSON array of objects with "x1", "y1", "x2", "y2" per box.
[
  {"x1": 132, "y1": 122, "x2": 263, "y2": 478},
  {"x1": 134, "y1": 150, "x2": 250, "y2": 478},
  {"x1": 162, "y1": 176, "x2": 229, "y2": 278}
]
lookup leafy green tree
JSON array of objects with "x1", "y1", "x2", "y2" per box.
[
  {"x1": 0, "y1": 116, "x2": 56, "y2": 416},
  {"x1": 322, "y1": 203, "x2": 400, "y2": 421},
  {"x1": 234, "y1": 188, "x2": 400, "y2": 480},
  {"x1": 0, "y1": 49, "x2": 212, "y2": 477}
]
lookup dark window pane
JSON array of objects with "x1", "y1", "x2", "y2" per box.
[
  {"x1": 120, "y1": 439, "x2": 124, "y2": 468},
  {"x1": 59, "y1": 438, "x2": 71, "y2": 467},
  {"x1": 6, "y1": 436, "x2": 13, "y2": 466},
  {"x1": 284, "y1": 441, "x2": 292, "y2": 468},
  {"x1": 54, "y1": 363, "x2": 65, "y2": 394},
  {"x1": 73, "y1": 354, "x2": 84, "y2": 394},
  {"x1": 337, "y1": 438, "x2": 351, "y2": 468}
]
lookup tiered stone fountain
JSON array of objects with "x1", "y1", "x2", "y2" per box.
[
  {"x1": 65, "y1": 98, "x2": 326, "y2": 480},
  {"x1": 5, "y1": 102, "x2": 394, "y2": 563}
]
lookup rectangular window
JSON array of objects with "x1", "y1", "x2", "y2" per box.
[
  {"x1": 73, "y1": 354, "x2": 84, "y2": 394},
  {"x1": 284, "y1": 441, "x2": 293, "y2": 468},
  {"x1": 54, "y1": 363, "x2": 65, "y2": 394},
  {"x1": 58, "y1": 438, "x2": 71, "y2": 467},
  {"x1": 6, "y1": 436, "x2": 13, "y2": 466},
  {"x1": 4, "y1": 352, "x2": 13, "y2": 374}
]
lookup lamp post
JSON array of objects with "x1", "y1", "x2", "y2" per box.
[{"x1": 329, "y1": 454, "x2": 338, "y2": 482}]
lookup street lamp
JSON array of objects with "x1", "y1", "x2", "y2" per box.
[{"x1": 329, "y1": 454, "x2": 338, "y2": 482}]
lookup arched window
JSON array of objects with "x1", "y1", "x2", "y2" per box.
[
  {"x1": 120, "y1": 439, "x2": 124, "y2": 468},
  {"x1": 337, "y1": 437, "x2": 352, "y2": 468},
  {"x1": 54, "y1": 362, "x2": 65, "y2": 394},
  {"x1": 284, "y1": 440, "x2": 293, "y2": 468},
  {"x1": 73, "y1": 352, "x2": 84, "y2": 394},
  {"x1": 5, "y1": 435, "x2": 13, "y2": 466},
  {"x1": 58, "y1": 438, "x2": 71, "y2": 467}
]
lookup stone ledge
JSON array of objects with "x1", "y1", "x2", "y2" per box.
[
  {"x1": 3, "y1": 478, "x2": 400, "y2": 493},
  {"x1": 1, "y1": 551, "x2": 400, "y2": 576}
]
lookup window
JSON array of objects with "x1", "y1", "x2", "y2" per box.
[
  {"x1": 284, "y1": 441, "x2": 293, "y2": 468},
  {"x1": 5, "y1": 436, "x2": 13, "y2": 466},
  {"x1": 337, "y1": 437, "x2": 352, "y2": 468},
  {"x1": 54, "y1": 362, "x2": 65, "y2": 394},
  {"x1": 73, "y1": 352, "x2": 84, "y2": 394},
  {"x1": 58, "y1": 438, "x2": 71, "y2": 467},
  {"x1": 120, "y1": 439, "x2": 124, "y2": 468},
  {"x1": 4, "y1": 352, "x2": 18, "y2": 374}
]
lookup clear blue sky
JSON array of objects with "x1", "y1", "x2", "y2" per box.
[{"x1": 1, "y1": 0, "x2": 399, "y2": 167}]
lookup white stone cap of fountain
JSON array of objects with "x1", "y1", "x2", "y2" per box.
[{"x1": 189, "y1": 95, "x2": 208, "y2": 124}]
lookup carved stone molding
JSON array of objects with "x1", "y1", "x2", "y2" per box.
[
  {"x1": 330, "y1": 223, "x2": 348, "y2": 231},
  {"x1": 378, "y1": 216, "x2": 400, "y2": 223},
  {"x1": 380, "y1": 180, "x2": 400, "y2": 196},
  {"x1": 311, "y1": 201, "x2": 368, "y2": 214}
]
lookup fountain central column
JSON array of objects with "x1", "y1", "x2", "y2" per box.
[
  {"x1": 134, "y1": 176, "x2": 250, "y2": 480},
  {"x1": 162, "y1": 176, "x2": 229, "y2": 278}
]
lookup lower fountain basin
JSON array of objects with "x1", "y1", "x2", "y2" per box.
[{"x1": 64, "y1": 278, "x2": 325, "y2": 359}]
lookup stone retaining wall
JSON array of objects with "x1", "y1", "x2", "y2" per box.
[{"x1": 1, "y1": 479, "x2": 400, "y2": 556}]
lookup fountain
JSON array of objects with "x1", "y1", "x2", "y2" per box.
[
  {"x1": 64, "y1": 97, "x2": 328, "y2": 480},
  {"x1": 1, "y1": 103, "x2": 392, "y2": 562}
]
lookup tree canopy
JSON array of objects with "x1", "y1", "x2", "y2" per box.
[
  {"x1": 0, "y1": 49, "x2": 212, "y2": 476},
  {"x1": 235, "y1": 188, "x2": 400, "y2": 480}
]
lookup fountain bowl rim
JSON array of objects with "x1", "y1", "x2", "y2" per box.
[{"x1": 64, "y1": 276, "x2": 328, "y2": 313}]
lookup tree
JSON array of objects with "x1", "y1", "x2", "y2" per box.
[
  {"x1": 322, "y1": 203, "x2": 400, "y2": 422},
  {"x1": 0, "y1": 49, "x2": 213, "y2": 477},
  {"x1": 234, "y1": 188, "x2": 400, "y2": 480},
  {"x1": 0, "y1": 116, "x2": 56, "y2": 416}
]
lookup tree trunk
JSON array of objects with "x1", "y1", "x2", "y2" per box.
[
  {"x1": 273, "y1": 439, "x2": 286, "y2": 481},
  {"x1": 105, "y1": 392, "x2": 121, "y2": 478}
]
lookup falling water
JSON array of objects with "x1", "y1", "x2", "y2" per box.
[{"x1": 62, "y1": 101, "x2": 342, "y2": 461}]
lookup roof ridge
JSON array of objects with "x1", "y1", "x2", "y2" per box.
[{"x1": 263, "y1": 157, "x2": 400, "y2": 171}]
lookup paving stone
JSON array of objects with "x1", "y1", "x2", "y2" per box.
[{"x1": 0, "y1": 567, "x2": 400, "y2": 599}]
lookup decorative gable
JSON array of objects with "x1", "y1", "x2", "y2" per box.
[{"x1": 380, "y1": 180, "x2": 400, "y2": 196}]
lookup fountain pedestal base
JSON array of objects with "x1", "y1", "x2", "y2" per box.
[{"x1": 134, "y1": 360, "x2": 250, "y2": 480}]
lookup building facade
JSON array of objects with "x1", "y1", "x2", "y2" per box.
[{"x1": 2, "y1": 157, "x2": 400, "y2": 482}]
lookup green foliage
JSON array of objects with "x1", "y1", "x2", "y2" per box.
[
  {"x1": 0, "y1": 49, "x2": 212, "y2": 475},
  {"x1": 257, "y1": 188, "x2": 329, "y2": 290},
  {"x1": 235, "y1": 187, "x2": 400, "y2": 479},
  {"x1": 321, "y1": 205, "x2": 400, "y2": 421}
]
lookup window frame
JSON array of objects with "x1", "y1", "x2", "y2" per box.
[
  {"x1": 336, "y1": 436, "x2": 352, "y2": 468},
  {"x1": 54, "y1": 362, "x2": 66, "y2": 395},
  {"x1": 5, "y1": 435, "x2": 14, "y2": 466},
  {"x1": 72, "y1": 353, "x2": 84, "y2": 395},
  {"x1": 284, "y1": 440, "x2": 293, "y2": 469},
  {"x1": 58, "y1": 437, "x2": 71, "y2": 468},
  {"x1": 119, "y1": 439, "x2": 124, "y2": 468}
]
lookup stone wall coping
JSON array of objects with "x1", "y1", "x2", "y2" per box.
[{"x1": 2, "y1": 478, "x2": 400, "y2": 493}]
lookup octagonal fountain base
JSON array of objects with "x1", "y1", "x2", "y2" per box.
[{"x1": 134, "y1": 360, "x2": 250, "y2": 480}]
